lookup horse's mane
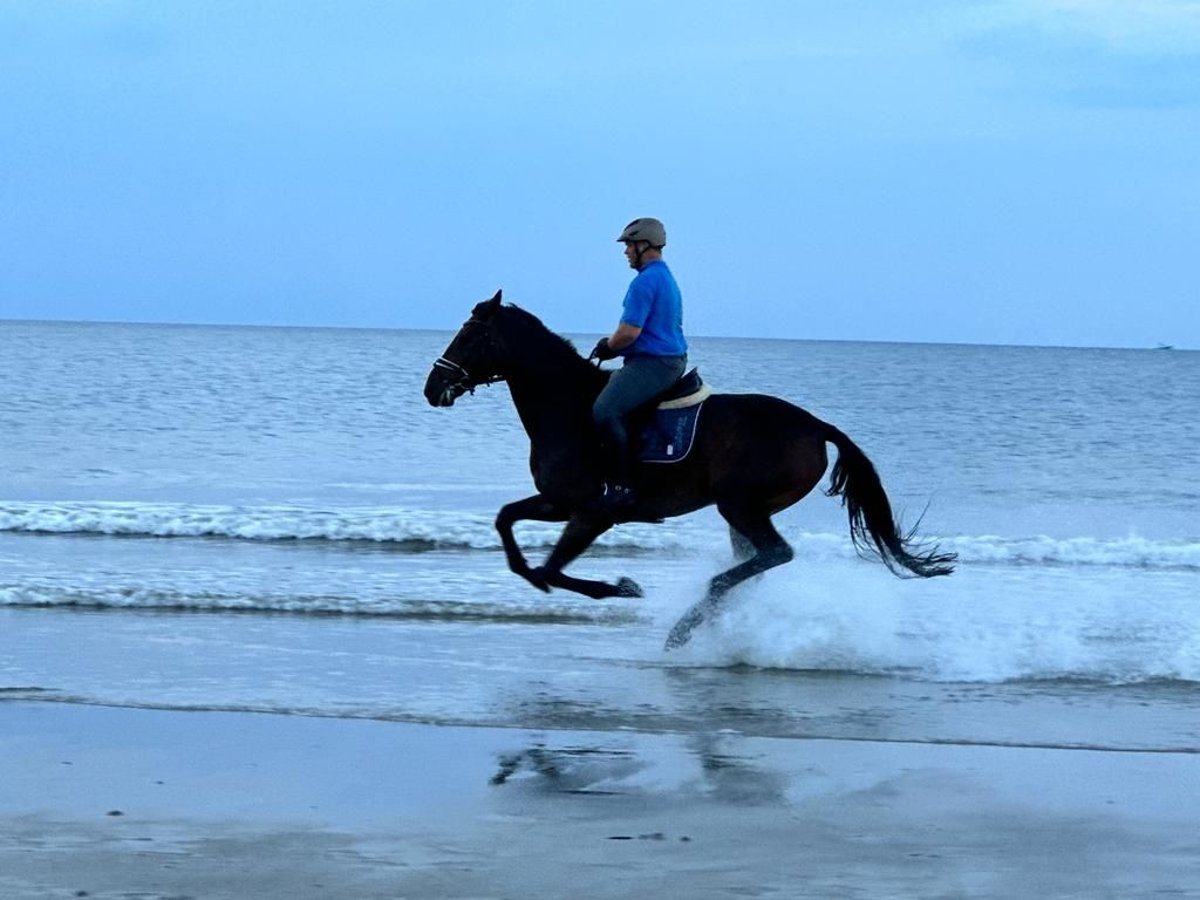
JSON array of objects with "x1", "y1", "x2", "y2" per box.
[{"x1": 496, "y1": 303, "x2": 594, "y2": 378}]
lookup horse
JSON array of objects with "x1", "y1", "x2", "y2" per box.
[{"x1": 423, "y1": 291, "x2": 955, "y2": 648}]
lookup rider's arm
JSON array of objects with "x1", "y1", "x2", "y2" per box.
[{"x1": 607, "y1": 322, "x2": 642, "y2": 352}]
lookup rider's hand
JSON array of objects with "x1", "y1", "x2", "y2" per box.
[{"x1": 590, "y1": 338, "x2": 618, "y2": 361}]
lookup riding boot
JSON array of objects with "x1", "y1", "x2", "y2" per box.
[{"x1": 593, "y1": 416, "x2": 637, "y2": 516}]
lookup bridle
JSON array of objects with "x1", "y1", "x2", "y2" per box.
[
  {"x1": 432, "y1": 317, "x2": 507, "y2": 395},
  {"x1": 431, "y1": 355, "x2": 506, "y2": 393}
]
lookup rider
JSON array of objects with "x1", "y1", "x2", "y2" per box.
[{"x1": 590, "y1": 217, "x2": 688, "y2": 515}]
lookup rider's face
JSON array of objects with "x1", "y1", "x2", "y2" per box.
[{"x1": 623, "y1": 241, "x2": 639, "y2": 269}]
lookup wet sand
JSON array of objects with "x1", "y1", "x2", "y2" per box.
[{"x1": 2, "y1": 701, "x2": 1197, "y2": 899}]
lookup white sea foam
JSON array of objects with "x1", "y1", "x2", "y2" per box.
[
  {"x1": 669, "y1": 560, "x2": 1200, "y2": 685},
  {"x1": 2, "y1": 501, "x2": 1197, "y2": 571},
  {"x1": 0, "y1": 581, "x2": 636, "y2": 624},
  {"x1": 942, "y1": 533, "x2": 1200, "y2": 570}
]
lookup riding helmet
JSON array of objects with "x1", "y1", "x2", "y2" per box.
[{"x1": 616, "y1": 217, "x2": 666, "y2": 248}]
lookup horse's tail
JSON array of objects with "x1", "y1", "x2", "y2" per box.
[{"x1": 821, "y1": 422, "x2": 956, "y2": 578}]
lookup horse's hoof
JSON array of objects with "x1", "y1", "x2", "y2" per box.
[
  {"x1": 616, "y1": 577, "x2": 643, "y2": 598},
  {"x1": 663, "y1": 599, "x2": 715, "y2": 650},
  {"x1": 663, "y1": 620, "x2": 695, "y2": 651},
  {"x1": 525, "y1": 567, "x2": 551, "y2": 593}
]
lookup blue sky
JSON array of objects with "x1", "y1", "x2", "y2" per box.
[{"x1": 2, "y1": 1, "x2": 1197, "y2": 347}]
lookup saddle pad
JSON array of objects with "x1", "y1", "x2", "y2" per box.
[{"x1": 639, "y1": 401, "x2": 705, "y2": 464}]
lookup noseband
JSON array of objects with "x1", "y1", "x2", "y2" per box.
[{"x1": 432, "y1": 355, "x2": 505, "y2": 393}]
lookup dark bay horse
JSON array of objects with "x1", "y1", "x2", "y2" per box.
[{"x1": 424, "y1": 291, "x2": 955, "y2": 648}]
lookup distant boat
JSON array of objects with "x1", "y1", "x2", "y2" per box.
[{"x1": 1154, "y1": 343, "x2": 1174, "y2": 350}]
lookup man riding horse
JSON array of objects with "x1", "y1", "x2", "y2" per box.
[
  {"x1": 423, "y1": 227, "x2": 955, "y2": 648},
  {"x1": 589, "y1": 217, "x2": 688, "y2": 516}
]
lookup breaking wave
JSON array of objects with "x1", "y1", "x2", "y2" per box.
[
  {"x1": 0, "y1": 581, "x2": 638, "y2": 624},
  {"x1": 2, "y1": 501, "x2": 1197, "y2": 571}
]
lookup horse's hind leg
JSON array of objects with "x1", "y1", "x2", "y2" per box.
[
  {"x1": 730, "y1": 527, "x2": 756, "y2": 563},
  {"x1": 534, "y1": 516, "x2": 643, "y2": 599},
  {"x1": 665, "y1": 506, "x2": 793, "y2": 649},
  {"x1": 709, "y1": 505, "x2": 794, "y2": 600}
]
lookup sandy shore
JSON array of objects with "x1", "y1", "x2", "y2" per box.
[{"x1": 2, "y1": 701, "x2": 1197, "y2": 899}]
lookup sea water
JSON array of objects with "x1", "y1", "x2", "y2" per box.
[{"x1": 2, "y1": 320, "x2": 1197, "y2": 752}]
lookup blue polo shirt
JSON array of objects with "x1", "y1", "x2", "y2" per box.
[{"x1": 620, "y1": 260, "x2": 687, "y2": 357}]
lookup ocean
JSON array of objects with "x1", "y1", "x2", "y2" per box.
[{"x1": 2, "y1": 319, "x2": 1198, "y2": 754}]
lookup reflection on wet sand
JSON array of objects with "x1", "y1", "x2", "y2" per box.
[{"x1": 490, "y1": 733, "x2": 788, "y2": 806}]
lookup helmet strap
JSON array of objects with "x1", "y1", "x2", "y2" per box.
[{"x1": 633, "y1": 241, "x2": 649, "y2": 269}]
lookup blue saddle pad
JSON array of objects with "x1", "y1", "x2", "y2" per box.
[{"x1": 638, "y1": 402, "x2": 704, "y2": 464}]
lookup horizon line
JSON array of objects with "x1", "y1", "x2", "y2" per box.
[{"x1": 0, "y1": 316, "x2": 1189, "y2": 354}]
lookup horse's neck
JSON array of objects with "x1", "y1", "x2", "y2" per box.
[
  {"x1": 494, "y1": 311, "x2": 605, "y2": 448},
  {"x1": 505, "y1": 364, "x2": 601, "y2": 447}
]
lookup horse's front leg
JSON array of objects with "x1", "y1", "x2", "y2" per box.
[
  {"x1": 534, "y1": 515, "x2": 644, "y2": 599},
  {"x1": 495, "y1": 494, "x2": 568, "y2": 593}
]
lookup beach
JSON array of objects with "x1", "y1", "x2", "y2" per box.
[
  {"x1": 2, "y1": 323, "x2": 1198, "y2": 898},
  {"x1": 3, "y1": 701, "x2": 1198, "y2": 899}
]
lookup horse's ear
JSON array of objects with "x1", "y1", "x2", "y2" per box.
[{"x1": 479, "y1": 289, "x2": 502, "y2": 318}]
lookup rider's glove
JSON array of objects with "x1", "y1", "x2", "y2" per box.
[{"x1": 590, "y1": 338, "x2": 619, "y2": 361}]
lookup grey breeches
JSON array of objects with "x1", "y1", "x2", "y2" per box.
[{"x1": 593, "y1": 354, "x2": 688, "y2": 425}]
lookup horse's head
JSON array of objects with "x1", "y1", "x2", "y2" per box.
[{"x1": 424, "y1": 290, "x2": 509, "y2": 408}]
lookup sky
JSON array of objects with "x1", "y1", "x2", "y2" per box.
[{"x1": 1, "y1": 1, "x2": 1197, "y2": 348}]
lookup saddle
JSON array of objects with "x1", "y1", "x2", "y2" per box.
[
  {"x1": 634, "y1": 369, "x2": 711, "y2": 463},
  {"x1": 653, "y1": 368, "x2": 708, "y2": 409}
]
